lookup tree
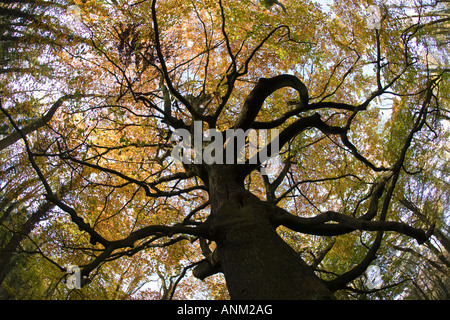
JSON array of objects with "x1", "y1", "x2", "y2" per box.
[{"x1": 0, "y1": 0, "x2": 448, "y2": 299}]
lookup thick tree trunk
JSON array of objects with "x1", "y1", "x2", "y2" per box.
[{"x1": 206, "y1": 167, "x2": 334, "y2": 300}]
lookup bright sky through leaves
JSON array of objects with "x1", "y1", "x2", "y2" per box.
[{"x1": 0, "y1": 0, "x2": 448, "y2": 300}]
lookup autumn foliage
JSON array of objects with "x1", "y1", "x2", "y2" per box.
[{"x1": 0, "y1": 0, "x2": 449, "y2": 300}]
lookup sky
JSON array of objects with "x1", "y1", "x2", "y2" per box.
[{"x1": 311, "y1": 0, "x2": 334, "y2": 12}]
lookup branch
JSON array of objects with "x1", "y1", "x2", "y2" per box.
[
  {"x1": 183, "y1": 201, "x2": 210, "y2": 224},
  {"x1": 61, "y1": 154, "x2": 204, "y2": 198},
  {"x1": 263, "y1": 157, "x2": 292, "y2": 203},
  {"x1": 192, "y1": 238, "x2": 221, "y2": 280},
  {"x1": 109, "y1": 223, "x2": 206, "y2": 249},
  {"x1": 252, "y1": 101, "x2": 357, "y2": 129},
  {"x1": 0, "y1": 102, "x2": 109, "y2": 247},
  {"x1": 325, "y1": 232, "x2": 383, "y2": 292},
  {"x1": 136, "y1": 93, "x2": 187, "y2": 130},
  {"x1": 192, "y1": 251, "x2": 221, "y2": 280},
  {"x1": 274, "y1": 173, "x2": 362, "y2": 205},
  {"x1": 272, "y1": 206, "x2": 433, "y2": 244},
  {"x1": 322, "y1": 99, "x2": 435, "y2": 291},
  {"x1": 151, "y1": 0, "x2": 207, "y2": 121},
  {"x1": 401, "y1": 198, "x2": 450, "y2": 253},
  {"x1": 74, "y1": 223, "x2": 206, "y2": 288},
  {"x1": 237, "y1": 25, "x2": 293, "y2": 77},
  {"x1": 0, "y1": 94, "x2": 95, "y2": 151},
  {"x1": 310, "y1": 240, "x2": 336, "y2": 270},
  {"x1": 252, "y1": 61, "x2": 413, "y2": 132},
  {"x1": 168, "y1": 263, "x2": 198, "y2": 300},
  {"x1": 339, "y1": 130, "x2": 388, "y2": 172},
  {"x1": 375, "y1": 29, "x2": 383, "y2": 91},
  {"x1": 343, "y1": 278, "x2": 411, "y2": 295},
  {"x1": 234, "y1": 74, "x2": 309, "y2": 131},
  {"x1": 241, "y1": 112, "x2": 344, "y2": 178},
  {"x1": 270, "y1": 172, "x2": 433, "y2": 245},
  {"x1": 218, "y1": 0, "x2": 236, "y2": 75}
]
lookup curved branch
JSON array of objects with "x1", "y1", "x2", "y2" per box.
[
  {"x1": 212, "y1": 25, "x2": 309, "y2": 125},
  {"x1": 234, "y1": 74, "x2": 309, "y2": 131}
]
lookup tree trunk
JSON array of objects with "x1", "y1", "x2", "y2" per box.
[{"x1": 206, "y1": 166, "x2": 334, "y2": 300}]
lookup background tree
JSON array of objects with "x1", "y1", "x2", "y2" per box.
[
  {"x1": 0, "y1": 0, "x2": 448, "y2": 299},
  {"x1": 0, "y1": 0, "x2": 96, "y2": 297}
]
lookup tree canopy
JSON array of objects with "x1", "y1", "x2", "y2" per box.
[{"x1": 0, "y1": 0, "x2": 448, "y2": 300}]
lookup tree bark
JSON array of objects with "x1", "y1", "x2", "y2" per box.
[{"x1": 205, "y1": 166, "x2": 334, "y2": 300}]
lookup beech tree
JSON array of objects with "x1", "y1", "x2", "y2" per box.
[{"x1": 0, "y1": 0, "x2": 448, "y2": 299}]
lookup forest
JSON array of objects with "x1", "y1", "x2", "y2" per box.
[{"x1": 0, "y1": 0, "x2": 449, "y2": 300}]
